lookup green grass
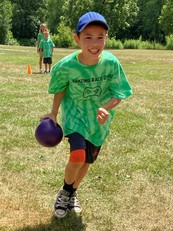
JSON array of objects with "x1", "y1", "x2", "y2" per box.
[{"x1": 0, "y1": 45, "x2": 173, "y2": 231}]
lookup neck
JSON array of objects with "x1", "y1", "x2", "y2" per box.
[{"x1": 78, "y1": 52, "x2": 101, "y2": 65}]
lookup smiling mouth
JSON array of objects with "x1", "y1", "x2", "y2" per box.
[{"x1": 89, "y1": 49, "x2": 100, "y2": 54}]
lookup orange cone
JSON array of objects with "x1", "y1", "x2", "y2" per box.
[{"x1": 27, "y1": 64, "x2": 32, "y2": 74}]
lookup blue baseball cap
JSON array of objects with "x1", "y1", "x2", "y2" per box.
[{"x1": 76, "y1": 12, "x2": 109, "y2": 33}]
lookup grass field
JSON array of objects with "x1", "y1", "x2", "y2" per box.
[{"x1": 0, "y1": 45, "x2": 173, "y2": 231}]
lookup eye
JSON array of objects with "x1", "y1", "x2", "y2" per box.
[{"x1": 85, "y1": 36, "x2": 91, "y2": 39}]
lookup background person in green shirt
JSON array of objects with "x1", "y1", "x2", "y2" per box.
[
  {"x1": 36, "y1": 23, "x2": 48, "y2": 73},
  {"x1": 41, "y1": 11, "x2": 133, "y2": 218},
  {"x1": 39, "y1": 31, "x2": 55, "y2": 73}
]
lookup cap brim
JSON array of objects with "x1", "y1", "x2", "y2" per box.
[{"x1": 77, "y1": 20, "x2": 109, "y2": 33}]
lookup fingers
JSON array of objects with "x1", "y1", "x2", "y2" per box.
[
  {"x1": 97, "y1": 113, "x2": 109, "y2": 125},
  {"x1": 97, "y1": 108, "x2": 109, "y2": 125},
  {"x1": 40, "y1": 114, "x2": 57, "y2": 125},
  {"x1": 40, "y1": 115, "x2": 48, "y2": 121}
]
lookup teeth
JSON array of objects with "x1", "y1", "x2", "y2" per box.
[{"x1": 90, "y1": 49, "x2": 98, "y2": 54}]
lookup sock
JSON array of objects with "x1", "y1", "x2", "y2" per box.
[
  {"x1": 73, "y1": 188, "x2": 77, "y2": 193},
  {"x1": 63, "y1": 181, "x2": 74, "y2": 195}
]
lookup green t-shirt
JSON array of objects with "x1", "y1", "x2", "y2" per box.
[
  {"x1": 37, "y1": 33, "x2": 44, "y2": 44},
  {"x1": 49, "y1": 50, "x2": 133, "y2": 146},
  {"x1": 39, "y1": 38, "x2": 55, "y2": 58}
]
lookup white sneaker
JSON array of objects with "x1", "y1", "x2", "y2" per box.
[{"x1": 68, "y1": 191, "x2": 82, "y2": 213}]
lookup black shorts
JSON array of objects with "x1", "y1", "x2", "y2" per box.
[
  {"x1": 43, "y1": 57, "x2": 52, "y2": 64},
  {"x1": 67, "y1": 132, "x2": 101, "y2": 164}
]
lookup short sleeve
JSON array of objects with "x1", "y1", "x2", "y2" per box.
[
  {"x1": 109, "y1": 62, "x2": 133, "y2": 99},
  {"x1": 37, "y1": 33, "x2": 42, "y2": 41},
  {"x1": 48, "y1": 64, "x2": 69, "y2": 94},
  {"x1": 52, "y1": 41, "x2": 55, "y2": 48},
  {"x1": 49, "y1": 39, "x2": 55, "y2": 48}
]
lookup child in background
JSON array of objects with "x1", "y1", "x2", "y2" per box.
[
  {"x1": 41, "y1": 11, "x2": 133, "y2": 218},
  {"x1": 39, "y1": 31, "x2": 55, "y2": 73},
  {"x1": 36, "y1": 23, "x2": 48, "y2": 73}
]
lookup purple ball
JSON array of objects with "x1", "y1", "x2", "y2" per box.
[{"x1": 35, "y1": 118, "x2": 63, "y2": 147}]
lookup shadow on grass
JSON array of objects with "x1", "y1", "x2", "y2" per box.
[
  {"x1": 31, "y1": 72, "x2": 46, "y2": 75},
  {"x1": 15, "y1": 213, "x2": 87, "y2": 231},
  {"x1": 31, "y1": 71, "x2": 51, "y2": 75}
]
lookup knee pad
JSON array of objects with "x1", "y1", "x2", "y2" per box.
[{"x1": 69, "y1": 149, "x2": 86, "y2": 163}]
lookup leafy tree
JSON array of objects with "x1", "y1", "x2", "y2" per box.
[
  {"x1": 61, "y1": 0, "x2": 93, "y2": 32},
  {"x1": 159, "y1": 0, "x2": 173, "y2": 35},
  {"x1": 61, "y1": 0, "x2": 138, "y2": 37},
  {"x1": 46, "y1": 0, "x2": 65, "y2": 34},
  {"x1": 0, "y1": 0, "x2": 12, "y2": 44},
  {"x1": 11, "y1": 0, "x2": 47, "y2": 40},
  {"x1": 92, "y1": 0, "x2": 139, "y2": 38},
  {"x1": 56, "y1": 21, "x2": 73, "y2": 47},
  {"x1": 0, "y1": 0, "x2": 169, "y2": 46},
  {"x1": 136, "y1": 0, "x2": 165, "y2": 42}
]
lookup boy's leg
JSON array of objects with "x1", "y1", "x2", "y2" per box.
[
  {"x1": 54, "y1": 134, "x2": 100, "y2": 218},
  {"x1": 67, "y1": 141, "x2": 101, "y2": 213},
  {"x1": 64, "y1": 148, "x2": 86, "y2": 185},
  {"x1": 54, "y1": 149, "x2": 86, "y2": 218},
  {"x1": 73, "y1": 162, "x2": 90, "y2": 189},
  {"x1": 65, "y1": 162, "x2": 85, "y2": 185},
  {"x1": 39, "y1": 53, "x2": 42, "y2": 71},
  {"x1": 65, "y1": 162, "x2": 90, "y2": 213},
  {"x1": 45, "y1": 63, "x2": 48, "y2": 72},
  {"x1": 48, "y1": 64, "x2": 51, "y2": 72}
]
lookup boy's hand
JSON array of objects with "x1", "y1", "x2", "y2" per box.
[
  {"x1": 97, "y1": 108, "x2": 109, "y2": 125},
  {"x1": 40, "y1": 113, "x2": 57, "y2": 125}
]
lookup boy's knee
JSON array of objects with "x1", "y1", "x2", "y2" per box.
[{"x1": 69, "y1": 149, "x2": 86, "y2": 163}]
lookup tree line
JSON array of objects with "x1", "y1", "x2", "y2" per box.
[{"x1": 0, "y1": 0, "x2": 173, "y2": 47}]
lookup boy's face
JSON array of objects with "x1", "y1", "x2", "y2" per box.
[
  {"x1": 41, "y1": 25, "x2": 47, "y2": 33},
  {"x1": 74, "y1": 25, "x2": 107, "y2": 64},
  {"x1": 44, "y1": 32, "x2": 49, "y2": 40}
]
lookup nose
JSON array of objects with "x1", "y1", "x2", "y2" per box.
[{"x1": 90, "y1": 39, "x2": 99, "y2": 47}]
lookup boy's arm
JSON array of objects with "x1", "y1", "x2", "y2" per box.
[
  {"x1": 97, "y1": 98, "x2": 121, "y2": 125},
  {"x1": 39, "y1": 48, "x2": 43, "y2": 55},
  {"x1": 36, "y1": 40, "x2": 39, "y2": 52},
  {"x1": 101, "y1": 98, "x2": 121, "y2": 111},
  {"x1": 41, "y1": 91, "x2": 66, "y2": 124}
]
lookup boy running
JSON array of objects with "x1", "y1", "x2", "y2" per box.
[{"x1": 41, "y1": 11, "x2": 133, "y2": 218}]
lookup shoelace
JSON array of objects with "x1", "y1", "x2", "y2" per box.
[
  {"x1": 56, "y1": 194, "x2": 70, "y2": 209},
  {"x1": 69, "y1": 195, "x2": 80, "y2": 207}
]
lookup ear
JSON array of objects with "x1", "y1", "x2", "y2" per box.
[
  {"x1": 74, "y1": 33, "x2": 80, "y2": 47},
  {"x1": 104, "y1": 33, "x2": 108, "y2": 46}
]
